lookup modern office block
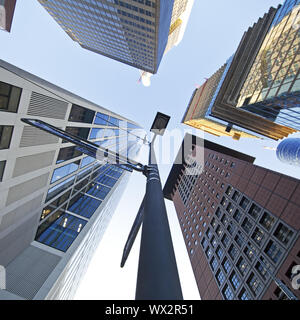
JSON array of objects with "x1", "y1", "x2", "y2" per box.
[
  {"x1": 139, "y1": 0, "x2": 194, "y2": 86},
  {"x1": 38, "y1": 0, "x2": 175, "y2": 74},
  {"x1": 183, "y1": 0, "x2": 299, "y2": 140},
  {"x1": 164, "y1": 133, "x2": 300, "y2": 300},
  {"x1": 0, "y1": 0, "x2": 17, "y2": 32},
  {"x1": 0, "y1": 58, "x2": 143, "y2": 300},
  {"x1": 277, "y1": 138, "x2": 300, "y2": 167}
]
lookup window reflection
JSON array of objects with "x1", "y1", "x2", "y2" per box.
[
  {"x1": 36, "y1": 213, "x2": 87, "y2": 252},
  {"x1": 67, "y1": 192, "x2": 102, "y2": 218}
]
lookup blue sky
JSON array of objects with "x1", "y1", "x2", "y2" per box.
[{"x1": 1, "y1": 0, "x2": 300, "y2": 300}]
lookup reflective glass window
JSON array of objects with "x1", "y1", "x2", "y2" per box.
[
  {"x1": 94, "y1": 112, "x2": 109, "y2": 125},
  {"x1": 36, "y1": 213, "x2": 87, "y2": 252},
  {"x1": 68, "y1": 104, "x2": 95, "y2": 123},
  {"x1": 56, "y1": 146, "x2": 82, "y2": 164},
  {"x1": 51, "y1": 160, "x2": 80, "y2": 183},
  {"x1": 67, "y1": 193, "x2": 102, "y2": 218},
  {"x1": 86, "y1": 182, "x2": 111, "y2": 200},
  {"x1": 46, "y1": 176, "x2": 75, "y2": 202}
]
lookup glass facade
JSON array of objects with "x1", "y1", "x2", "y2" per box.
[
  {"x1": 276, "y1": 138, "x2": 300, "y2": 166},
  {"x1": 35, "y1": 104, "x2": 143, "y2": 253},
  {"x1": 38, "y1": 0, "x2": 175, "y2": 73},
  {"x1": 238, "y1": 0, "x2": 300, "y2": 130}
]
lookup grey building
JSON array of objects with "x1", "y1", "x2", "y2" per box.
[
  {"x1": 37, "y1": 0, "x2": 175, "y2": 74},
  {"x1": 0, "y1": 58, "x2": 143, "y2": 299}
]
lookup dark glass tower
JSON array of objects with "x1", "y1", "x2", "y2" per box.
[
  {"x1": 38, "y1": 0, "x2": 175, "y2": 74},
  {"x1": 277, "y1": 138, "x2": 300, "y2": 167},
  {"x1": 164, "y1": 134, "x2": 300, "y2": 300}
]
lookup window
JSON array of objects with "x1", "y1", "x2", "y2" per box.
[
  {"x1": 215, "y1": 207, "x2": 222, "y2": 218},
  {"x1": 259, "y1": 212, "x2": 276, "y2": 231},
  {"x1": 273, "y1": 223, "x2": 294, "y2": 246},
  {"x1": 216, "y1": 225, "x2": 223, "y2": 238},
  {"x1": 225, "y1": 186, "x2": 233, "y2": 196},
  {"x1": 210, "y1": 256, "x2": 219, "y2": 271},
  {"x1": 56, "y1": 146, "x2": 82, "y2": 164},
  {"x1": 216, "y1": 246, "x2": 224, "y2": 260},
  {"x1": 222, "y1": 257, "x2": 232, "y2": 274},
  {"x1": 251, "y1": 227, "x2": 266, "y2": 247},
  {"x1": 247, "y1": 273, "x2": 263, "y2": 297},
  {"x1": 226, "y1": 203, "x2": 234, "y2": 214},
  {"x1": 68, "y1": 104, "x2": 95, "y2": 123},
  {"x1": 205, "y1": 246, "x2": 213, "y2": 259},
  {"x1": 227, "y1": 222, "x2": 236, "y2": 235},
  {"x1": 229, "y1": 271, "x2": 240, "y2": 290},
  {"x1": 239, "y1": 196, "x2": 250, "y2": 210},
  {"x1": 94, "y1": 112, "x2": 109, "y2": 125},
  {"x1": 0, "y1": 81, "x2": 22, "y2": 113},
  {"x1": 216, "y1": 269, "x2": 226, "y2": 286},
  {"x1": 222, "y1": 284, "x2": 234, "y2": 300},
  {"x1": 36, "y1": 213, "x2": 87, "y2": 252},
  {"x1": 206, "y1": 228, "x2": 212, "y2": 239},
  {"x1": 264, "y1": 240, "x2": 283, "y2": 263},
  {"x1": 238, "y1": 288, "x2": 251, "y2": 300},
  {"x1": 211, "y1": 236, "x2": 218, "y2": 248},
  {"x1": 233, "y1": 209, "x2": 242, "y2": 222},
  {"x1": 68, "y1": 193, "x2": 102, "y2": 219},
  {"x1": 244, "y1": 243, "x2": 258, "y2": 262},
  {"x1": 201, "y1": 238, "x2": 208, "y2": 249},
  {"x1": 0, "y1": 160, "x2": 6, "y2": 182},
  {"x1": 237, "y1": 257, "x2": 249, "y2": 276},
  {"x1": 90, "y1": 128, "x2": 108, "y2": 140},
  {"x1": 0, "y1": 125, "x2": 13, "y2": 149},
  {"x1": 255, "y1": 262, "x2": 268, "y2": 281},
  {"x1": 248, "y1": 204, "x2": 261, "y2": 219},
  {"x1": 221, "y1": 234, "x2": 230, "y2": 247},
  {"x1": 229, "y1": 244, "x2": 238, "y2": 260},
  {"x1": 65, "y1": 127, "x2": 90, "y2": 141},
  {"x1": 232, "y1": 191, "x2": 240, "y2": 202},
  {"x1": 51, "y1": 161, "x2": 80, "y2": 183},
  {"x1": 241, "y1": 217, "x2": 253, "y2": 234}
]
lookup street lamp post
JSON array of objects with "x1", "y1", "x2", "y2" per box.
[{"x1": 21, "y1": 112, "x2": 183, "y2": 300}]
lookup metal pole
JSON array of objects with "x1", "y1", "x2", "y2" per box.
[{"x1": 135, "y1": 135, "x2": 183, "y2": 300}]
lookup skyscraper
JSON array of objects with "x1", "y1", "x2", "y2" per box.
[
  {"x1": 37, "y1": 0, "x2": 175, "y2": 74},
  {"x1": 0, "y1": 0, "x2": 17, "y2": 32},
  {"x1": 0, "y1": 58, "x2": 143, "y2": 300},
  {"x1": 277, "y1": 138, "x2": 300, "y2": 167},
  {"x1": 182, "y1": 0, "x2": 300, "y2": 140},
  {"x1": 139, "y1": 0, "x2": 194, "y2": 86},
  {"x1": 163, "y1": 133, "x2": 300, "y2": 300}
]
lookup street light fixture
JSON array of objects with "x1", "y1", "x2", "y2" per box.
[{"x1": 21, "y1": 112, "x2": 183, "y2": 300}]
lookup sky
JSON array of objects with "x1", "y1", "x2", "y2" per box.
[{"x1": 1, "y1": 0, "x2": 300, "y2": 300}]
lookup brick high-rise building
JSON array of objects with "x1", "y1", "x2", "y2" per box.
[
  {"x1": 163, "y1": 133, "x2": 300, "y2": 300},
  {"x1": 0, "y1": 0, "x2": 17, "y2": 32}
]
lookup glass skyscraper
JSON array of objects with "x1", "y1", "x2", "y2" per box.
[
  {"x1": 182, "y1": 0, "x2": 300, "y2": 140},
  {"x1": 276, "y1": 138, "x2": 300, "y2": 167},
  {"x1": 0, "y1": 58, "x2": 144, "y2": 299},
  {"x1": 238, "y1": 0, "x2": 300, "y2": 131},
  {"x1": 38, "y1": 0, "x2": 175, "y2": 74}
]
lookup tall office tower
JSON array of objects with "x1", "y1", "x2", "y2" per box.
[
  {"x1": 182, "y1": 0, "x2": 299, "y2": 140},
  {"x1": 0, "y1": 59, "x2": 143, "y2": 300},
  {"x1": 277, "y1": 138, "x2": 300, "y2": 167},
  {"x1": 140, "y1": 0, "x2": 194, "y2": 86},
  {"x1": 38, "y1": 0, "x2": 175, "y2": 75},
  {"x1": 0, "y1": 0, "x2": 17, "y2": 32},
  {"x1": 164, "y1": 133, "x2": 300, "y2": 300}
]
